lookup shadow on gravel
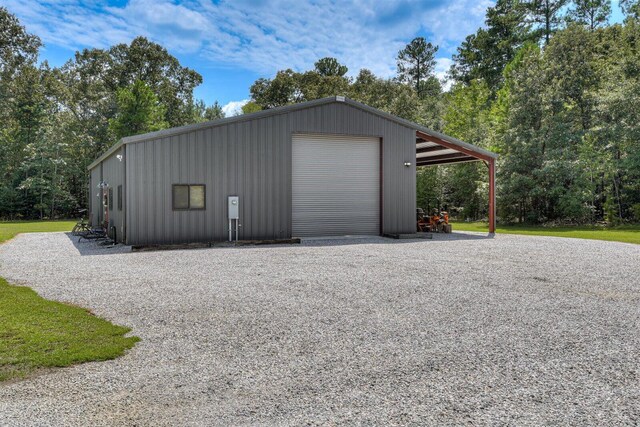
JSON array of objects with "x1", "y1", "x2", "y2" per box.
[
  {"x1": 65, "y1": 233, "x2": 131, "y2": 257},
  {"x1": 300, "y1": 232, "x2": 494, "y2": 247},
  {"x1": 64, "y1": 231, "x2": 493, "y2": 255}
]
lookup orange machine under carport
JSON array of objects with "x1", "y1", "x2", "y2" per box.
[{"x1": 415, "y1": 130, "x2": 496, "y2": 233}]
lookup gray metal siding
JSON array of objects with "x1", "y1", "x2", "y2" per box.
[
  {"x1": 292, "y1": 134, "x2": 380, "y2": 237},
  {"x1": 89, "y1": 166, "x2": 101, "y2": 226},
  {"x1": 88, "y1": 148, "x2": 126, "y2": 242},
  {"x1": 126, "y1": 102, "x2": 416, "y2": 245},
  {"x1": 102, "y1": 149, "x2": 126, "y2": 241},
  {"x1": 102, "y1": 148, "x2": 125, "y2": 242}
]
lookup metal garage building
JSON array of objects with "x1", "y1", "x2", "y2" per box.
[{"x1": 88, "y1": 96, "x2": 497, "y2": 246}]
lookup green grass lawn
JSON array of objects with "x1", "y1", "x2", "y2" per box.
[
  {"x1": 0, "y1": 278, "x2": 139, "y2": 381},
  {"x1": 0, "y1": 220, "x2": 76, "y2": 244},
  {"x1": 0, "y1": 220, "x2": 138, "y2": 381},
  {"x1": 452, "y1": 221, "x2": 640, "y2": 244}
]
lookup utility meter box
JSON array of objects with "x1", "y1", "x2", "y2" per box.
[{"x1": 228, "y1": 196, "x2": 239, "y2": 219}]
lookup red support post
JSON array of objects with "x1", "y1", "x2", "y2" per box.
[{"x1": 489, "y1": 158, "x2": 496, "y2": 233}]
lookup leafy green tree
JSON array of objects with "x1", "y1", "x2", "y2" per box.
[
  {"x1": 106, "y1": 37, "x2": 202, "y2": 127},
  {"x1": 588, "y1": 19, "x2": 640, "y2": 221},
  {"x1": 449, "y1": 30, "x2": 489, "y2": 86},
  {"x1": 306, "y1": 72, "x2": 350, "y2": 99},
  {"x1": 0, "y1": 7, "x2": 43, "y2": 218},
  {"x1": 450, "y1": 0, "x2": 532, "y2": 91},
  {"x1": 241, "y1": 101, "x2": 262, "y2": 114},
  {"x1": 249, "y1": 59, "x2": 351, "y2": 109},
  {"x1": 524, "y1": 0, "x2": 568, "y2": 44},
  {"x1": 416, "y1": 167, "x2": 444, "y2": 213},
  {"x1": 444, "y1": 81, "x2": 492, "y2": 145},
  {"x1": 204, "y1": 102, "x2": 224, "y2": 120},
  {"x1": 52, "y1": 37, "x2": 203, "y2": 213},
  {"x1": 314, "y1": 57, "x2": 348, "y2": 77},
  {"x1": 438, "y1": 81, "x2": 493, "y2": 219},
  {"x1": 8, "y1": 64, "x2": 47, "y2": 218},
  {"x1": 109, "y1": 80, "x2": 168, "y2": 140},
  {"x1": 0, "y1": 9, "x2": 210, "y2": 219},
  {"x1": 0, "y1": 7, "x2": 41, "y2": 75},
  {"x1": 568, "y1": 0, "x2": 611, "y2": 30},
  {"x1": 396, "y1": 37, "x2": 438, "y2": 97},
  {"x1": 349, "y1": 69, "x2": 424, "y2": 122},
  {"x1": 7, "y1": 62, "x2": 76, "y2": 219},
  {"x1": 58, "y1": 37, "x2": 202, "y2": 151},
  {"x1": 191, "y1": 99, "x2": 225, "y2": 122},
  {"x1": 620, "y1": 0, "x2": 640, "y2": 18},
  {"x1": 496, "y1": 43, "x2": 547, "y2": 222},
  {"x1": 496, "y1": 27, "x2": 605, "y2": 223},
  {"x1": 250, "y1": 69, "x2": 302, "y2": 109},
  {"x1": 545, "y1": 24, "x2": 599, "y2": 131}
]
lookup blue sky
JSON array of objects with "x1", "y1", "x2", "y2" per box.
[{"x1": 4, "y1": 0, "x2": 625, "y2": 115}]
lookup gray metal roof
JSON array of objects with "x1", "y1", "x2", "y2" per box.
[{"x1": 88, "y1": 96, "x2": 497, "y2": 170}]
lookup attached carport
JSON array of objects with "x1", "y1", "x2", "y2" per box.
[{"x1": 415, "y1": 129, "x2": 497, "y2": 233}]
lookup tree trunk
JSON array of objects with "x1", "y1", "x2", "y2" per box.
[
  {"x1": 545, "y1": 9, "x2": 551, "y2": 45},
  {"x1": 416, "y1": 58, "x2": 421, "y2": 96},
  {"x1": 50, "y1": 144, "x2": 59, "y2": 219},
  {"x1": 613, "y1": 149, "x2": 624, "y2": 221},
  {"x1": 613, "y1": 175, "x2": 623, "y2": 220},
  {"x1": 39, "y1": 150, "x2": 44, "y2": 220}
]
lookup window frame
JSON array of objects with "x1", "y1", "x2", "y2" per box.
[{"x1": 172, "y1": 184, "x2": 206, "y2": 211}]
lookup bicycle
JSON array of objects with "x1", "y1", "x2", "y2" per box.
[
  {"x1": 71, "y1": 209, "x2": 91, "y2": 236},
  {"x1": 77, "y1": 226, "x2": 108, "y2": 242}
]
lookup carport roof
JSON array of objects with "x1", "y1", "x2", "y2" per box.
[{"x1": 88, "y1": 96, "x2": 497, "y2": 170}]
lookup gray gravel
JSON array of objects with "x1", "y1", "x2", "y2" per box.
[{"x1": 0, "y1": 231, "x2": 639, "y2": 426}]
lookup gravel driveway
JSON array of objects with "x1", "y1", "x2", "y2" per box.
[{"x1": 0, "y1": 232, "x2": 638, "y2": 426}]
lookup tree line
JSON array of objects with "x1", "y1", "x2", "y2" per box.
[
  {"x1": 0, "y1": 7, "x2": 223, "y2": 219},
  {"x1": 242, "y1": 0, "x2": 640, "y2": 224},
  {"x1": 450, "y1": 0, "x2": 640, "y2": 223},
  {"x1": 1, "y1": 1, "x2": 640, "y2": 224}
]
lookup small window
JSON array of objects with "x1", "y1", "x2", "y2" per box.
[
  {"x1": 117, "y1": 185, "x2": 123, "y2": 211},
  {"x1": 173, "y1": 185, "x2": 189, "y2": 209},
  {"x1": 108, "y1": 188, "x2": 113, "y2": 211},
  {"x1": 189, "y1": 185, "x2": 205, "y2": 209},
  {"x1": 173, "y1": 184, "x2": 205, "y2": 210}
]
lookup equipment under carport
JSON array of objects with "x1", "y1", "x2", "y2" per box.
[{"x1": 417, "y1": 208, "x2": 451, "y2": 233}]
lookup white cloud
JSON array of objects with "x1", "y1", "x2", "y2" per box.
[
  {"x1": 435, "y1": 57, "x2": 453, "y2": 91},
  {"x1": 222, "y1": 99, "x2": 249, "y2": 117},
  {"x1": 7, "y1": 0, "x2": 492, "y2": 79}
]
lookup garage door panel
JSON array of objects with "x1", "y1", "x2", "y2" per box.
[{"x1": 292, "y1": 134, "x2": 380, "y2": 237}]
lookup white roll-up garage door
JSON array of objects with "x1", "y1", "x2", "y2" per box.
[{"x1": 292, "y1": 134, "x2": 380, "y2": 237}]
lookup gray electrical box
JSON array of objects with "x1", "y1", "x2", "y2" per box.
[{"x1": 228, "y1": 196, "x2": 239, "y2": 219}]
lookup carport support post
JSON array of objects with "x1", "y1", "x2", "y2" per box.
[{"x1": 489, "y1": 158, "x2": 496, "y2": 233}]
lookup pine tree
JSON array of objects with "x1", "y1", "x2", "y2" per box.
[
  {"x1": 569, "y1": 0, "x2": 611, "y2": 30},
  {"x1": 396, "y1": 37, "x2": 438, "y2": 97},
  {"x1": 524, "y1": 0, "x2": 568, "y2": 44}
]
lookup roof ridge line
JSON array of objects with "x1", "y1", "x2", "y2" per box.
[{"x1": 88, "y1": 96, "x2": 496, "y2": 170}]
